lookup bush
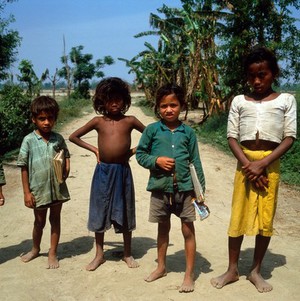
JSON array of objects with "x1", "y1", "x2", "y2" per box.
[{"x1": 0, "y1": 84, "x2": 32, "y2": 156}]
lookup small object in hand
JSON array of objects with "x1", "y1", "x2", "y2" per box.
[{"x1": 192, "y1": 198, "x2": 210, "y2": 221}]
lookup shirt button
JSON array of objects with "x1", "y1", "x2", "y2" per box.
[{"x1": 172, "y1": 145, "x2": 174, "y2": 148}]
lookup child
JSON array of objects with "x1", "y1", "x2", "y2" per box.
[
  {"x1": 136, "y1": 83, "x2": 206, "y2": 293},
  {"x1": 17, "y1": 96, "x2": 70, "y2": 269},
  {"x1": 69, "y1": 77, "x2": 145, "y2": 271},
  {"x1": 0, "y1": 161, "x2": 6, "y2": 206},
  {"x1": 210, "y1": 47, "x2": 297, "y2": 293}
]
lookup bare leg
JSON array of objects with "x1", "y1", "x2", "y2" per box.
[
  {"x1": 144, "y1": 220, "x2": 170, "y2": 282},
  {"x1": 86, "y1": 232, "x2": 106, "y2": 271},
  {"x1": 47, "y1": 203, "x2": 62, "y2": 269},
  {"x1": 247, "y1": 234, "x2": 272, "y2": 293},
  {"x1": 179, "y1": 222, "x2": 196, "y2": 293},
  {"x1": 122, "y1": 231, "x2": 139, "y2": 268},
  {"x1": 210, "y1": 236, "x2": 243, "y2": 289},
  {"x1": 21, "y1": 208, "x2": 47, "y2": 263}
]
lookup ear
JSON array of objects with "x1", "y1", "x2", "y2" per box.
[{"x1": 32, "y1": 117, "x2": 36, "y2": 124}]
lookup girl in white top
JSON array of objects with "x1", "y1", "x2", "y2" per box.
[{"x1": 210, "y1": 47, "x2": 297, "y2": 293}]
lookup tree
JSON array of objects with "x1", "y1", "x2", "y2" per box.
[
  {"x1": 0, "y1": 0, "x2": 21, "y2": 80},
  {"x1": 122, "y1": 0, "x2": 300, "y2": 122},
  {"x1": 59, "y1": 45, "x2": 114, "y2": 99},
  {"x1": 17, "y1": 59, "x2": 47, "y2": 97}
]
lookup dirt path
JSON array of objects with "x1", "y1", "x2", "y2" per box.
[{"x1": 0, "y1": 100, "x2": 299, "y2": 301}]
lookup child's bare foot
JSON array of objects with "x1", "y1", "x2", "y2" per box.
[
  {"x1": 179, "y1": 274, "x2": 195, "y2": 293},
  {"x1": 47, "y1": 253, "x2": 59, "y2": 269},
  {"x1": 144, "y1": 268, "x2": 167, "y2": 282},
  {"x1": 20, "y1": 250, "x2": 40, "y2": 263},
  {"x1": 86, "y1": 256, "x2": 106, "y2": 271},
  {"x1": 122, "y1": 256, "x2": 139, "y2": 268},
  {"x1": 247, "y1": 271, "x2": 273, "y2": 293},
  {"x1": 210, "y1": 270, "x2": 239, "y2": 289}
]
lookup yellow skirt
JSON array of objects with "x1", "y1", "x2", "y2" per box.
[{"x1": 228, "y1": 148, "x2": 280, "y2": 237}]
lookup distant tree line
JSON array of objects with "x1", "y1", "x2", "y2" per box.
[{"x1": 119, "y1": 0, "x2": 300, "y2": 121}]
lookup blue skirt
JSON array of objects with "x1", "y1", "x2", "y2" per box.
[{"x1": 88, "y1": 162, "x2": 136, "y2": 233}]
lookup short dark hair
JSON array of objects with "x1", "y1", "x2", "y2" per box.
[
  {"x1": 154, "y1": 83, "x2": 186, "y2": 118},
  {"x1": 244, "y1": 46, "x2": 280, "y2": 77},
  {"x1": 30, "y1": 96, "x2": 59, "y2": 120},
  {"x1": 93, "y1": 77, "x2": 131, "y2": 115}
]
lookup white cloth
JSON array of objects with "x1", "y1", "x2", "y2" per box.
[{"x1": 227, "y1": 93, "x2": 297, "y2": 143}]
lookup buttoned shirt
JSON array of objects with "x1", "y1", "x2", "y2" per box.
[
  {"x1": 227, "y1": 93, "x2": 297, "y2": 143},
  {"x1": 136, "y1": 120, "x2": 205, "y2": 193},
  {"x1": 17, "y1": 131, "x2": 70, "y2": 207}
]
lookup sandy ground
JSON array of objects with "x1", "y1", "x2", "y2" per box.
[{"x1": 0, "y1": 99, "x2": 299, "y2": 301}]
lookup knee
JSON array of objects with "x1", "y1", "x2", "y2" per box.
[
  {"x1": 34, "y1": 219, "x2": 46, "y2": 230},
  {"x1": 49, "y1": 214, "x2": 60, "y2": 226}
]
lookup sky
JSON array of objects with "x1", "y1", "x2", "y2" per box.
[{"x1": 3, "y1": 0, "x2": 300, "y2": 84}]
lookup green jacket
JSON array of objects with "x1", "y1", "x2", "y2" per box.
[{"x1": 136, "y1": 120, "x2": 205, "y2": 193}]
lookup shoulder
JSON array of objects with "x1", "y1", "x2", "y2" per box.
[{"x1": 278, "y1": 93, "x2": 296, "y2": 103}]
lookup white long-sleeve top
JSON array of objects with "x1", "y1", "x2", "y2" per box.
[{"x1": 227, "y1": 93, "x2": 297, "y2": 143}]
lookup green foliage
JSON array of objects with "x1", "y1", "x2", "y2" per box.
[
  {"x1": 0, "y1": 0, "x2": 21, "y2": 80},
  {"x1": 194, "y1": 112, "x2": 230, "y2": 154},
  {"x1": 0, "y1": 83, "x2": 32, "y2": 155},
  {"x1": 54, "y1": 96, "x2": 92, "y2": 131}
]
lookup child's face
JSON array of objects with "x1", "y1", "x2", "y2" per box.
[
  {"x1": 247, "y1": 60, "x2": 275, "y2": 95},
  {"x1": 32, "y1": 111, "x2": 55, "y2": 135},
  {"x1": 158, "y1": 93, "x2": 181, "y2": 125},
  {"x1": 105, "y1": 97, "x2": 124, "y2": 115}
]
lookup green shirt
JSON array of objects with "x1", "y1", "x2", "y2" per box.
[
  {"x1": 136, "y1": 120, "x2": 205, "y2": 193},
  {"x1": 17, "y1": 131, "x2": 70, "y2": 207},
  {"x1": 0, "y1": 161, "x2": 6, "y2": 186}
]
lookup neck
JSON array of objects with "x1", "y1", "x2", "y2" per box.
[{"x1": 250, "y1": 88, "x2": 275, "y2": 100}]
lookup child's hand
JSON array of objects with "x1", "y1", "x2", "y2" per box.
[
  {"x1": 156, "y1": 157, "x2": 175, "y2": 171},
  {"x1": 0, "y1": 191, "x2": 4, "y2": 206},
  {"x1": 242, "y1": 160, "x2": 265, "y2": 181},
  {"x1": 24, "y1": 192, "x2": 35, "y2": 208},
  {"x1": 253, "y1": 174, "x2": 269, "y2": 191}
]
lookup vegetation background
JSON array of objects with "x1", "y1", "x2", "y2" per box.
[{"x1": 0, "y1": 0, "x2": 299, "y2": 188}]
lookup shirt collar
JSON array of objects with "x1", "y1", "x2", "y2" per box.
[{"x1": 159, "y1": 120, "x2": 185, "y2": 132}]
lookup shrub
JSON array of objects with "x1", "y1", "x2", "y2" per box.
[{"x1": 0, "y1": 84, "x2": 32, "y2": 156}]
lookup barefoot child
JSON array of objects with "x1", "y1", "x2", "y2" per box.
[
  {"x1": 210, "y1": 47, "x2": 297, "y2": 292},
  {"x1": 17, "y1": 96, "x2": 70, "y2": 268},
  {"x1": 0, "y1": 161, "x2": 6, "y2": 206},
  {"x1": 136, "y1": 83, "x2": 206, "y2": 293},
  {"x1": 69, "y1": 77, "x2": 145, "y2": 271}
]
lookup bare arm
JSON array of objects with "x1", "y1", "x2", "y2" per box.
[
  {"x1": 69, "y1": 118, "x2": 100, "y2": 162},
  {"x1": 21, "y1": 166, "x2": 35, "y2": 208},
  {"x1": 129, "y1": 117, "x2": 146, "y2": 158},
  {"x1": 0, "y1": 186, "x2": 4, "y2": 206},
  {"x1": 63, "y1": 157, "x2": 70, "y2": 180}
]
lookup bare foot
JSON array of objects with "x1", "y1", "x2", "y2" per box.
[
  {"x1": 247, "y1": 271, "x2": 273, "y2": 293},
  {"x1": 47, "y1": 254, "x2": 59, "y2": 269},
  {"x1": 144, "y1": 268, "x2": 167, "y2": 282},
  {"x1": 86, "y1": 256, "x2": 106, "y2": 271},
  {"x1": 179, "y1": 274, "x2": 195, "y2": 293},
  {"x1": 20, "y1": 250, "x2": 40, "y2": 263},
  {"x1": 210, "y1": 270, "x2": 239, "y2": 289},
  {"x1": 122, "y1": 256, "x2": 139, "y2": 268}
]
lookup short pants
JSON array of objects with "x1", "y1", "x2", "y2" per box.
[{"x1": 149, "y1": 188, "x2": 195, "y2": 223}]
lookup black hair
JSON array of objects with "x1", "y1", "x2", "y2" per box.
[
  {"x1": 30, "y1": 96, "x2": 59, "y2": 120},
  {"x1": 93, "y1": 77, "x2": 131, "y2": 115},
  {"x1": 244, "y1": 46, "x2": 280, "y2": 77},
  {"x1": 154, "y1": 83, "x2": 186, "y2": 118}
]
